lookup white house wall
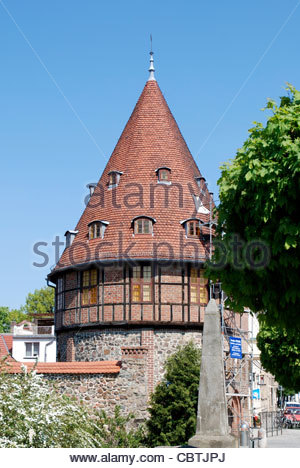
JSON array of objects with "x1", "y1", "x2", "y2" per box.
[{"x1": 12, "y1": 337, "x2": 56, "y2": 363}]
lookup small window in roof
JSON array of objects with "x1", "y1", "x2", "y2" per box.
[
  {"x1": 65, "y1": 230, "x2": 78, "y2": 248},
  {"x1": 132, "y1": 216, "x2": 156, "y2": 235},
  {"x1": 180, "y1": 219, "x2": 202, "y2": 238},
  {"x1": 88, "y1": 221, "x2": 109, "y2": 239},
  {"x1": 187, "y1": 220, "x2": 201, "y2": 238},
  {"x1": 195, "y1": 176, "x2": 206, "y2": 188},
  {"x1": 159, "y1": 169, "x2": 170, "y2": 181},
  {"x1": 155, "y1": 167, "x2": 171, "y2": 184},
  {"x1": 135, "y1": 218, "x2": 152, "y2": 234},
  {"x1": 108, "y1": 171, "x2": 123, "y2": 188}
]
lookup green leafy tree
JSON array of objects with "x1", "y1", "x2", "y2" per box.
[
  {"x1": 0, "y1": 307, "x2": 27, "y2": 332},
  {"x1": 0, "y1": 286, "x2": 53, "y2": 332},
  {"x1": 22, "y1": 286, "x2": 54, "y2": 317},
  {"x1": 145, "y1": 341, "x2": 201, "y2": 447},
  {"x1": 8, "y1": 308, "x2": 28, "y2": 325},
  {"x1": 257, "y1": 322, "x2": 300, "y2": 393},
  {"x1": 0, "y1": 308, "x2": 10, "y2": 333},
  {"x1": 208, "y1": 85, "x2": 300, "y2": 329}
]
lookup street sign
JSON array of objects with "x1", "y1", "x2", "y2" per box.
[
  {"x1": 229, "y1": 336, "x2": 242, "y2": 359},
  {"x1": 253, "y1": 388, "x2": 261, "y2": 400}
]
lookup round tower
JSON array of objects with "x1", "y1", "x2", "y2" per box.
[{"x1": 48, "y1": 51, "x2": 215, "y2": 392}]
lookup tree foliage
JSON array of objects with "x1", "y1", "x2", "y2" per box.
[
  {"x1": 0, "y1": 286, "x2": 54, "y2": 332},
  {"x1": 0, "y1": 362, "x2": 144, "y2": 448},
  {"x1": 208, "y1": 85, "x2": 300, "y2": 329},
  {"x1": 0, "y1": 308, "x2": 10, "y2": 333},
  {"x1": 145, "y1": 341, "x2": 201, "y2": 447},
  {"x1": 0, "y1": 307, "x2": 28, "y2": 333},
  {"x1": 257, "y1": 322, "x2": 300, "y2": 393},
  {"x1": 22, "y1": 286, "x2": 54, "y2": 317}
]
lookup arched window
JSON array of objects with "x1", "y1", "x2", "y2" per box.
[
  {"x1": 88, "y1": 220, "x2": 109, "y2": 239},
  {"x1": 187, "y1": 220, "x2": 201, "y2": 237},
  {"x1": 180, "y1": 218, "x2": 203, "y2": 238},
  {"x1": 155, "y1": 166, "x2": 171, "y2": 184},
  {"x1": 108, "y1": 171, "x2": 123, "y2": 188},
  {"x1": 181, "y1": 218, "x2": 216, "y2": 239},
  {"x1": 132, "y1": 216, "x2": 156, "y2": 235}
]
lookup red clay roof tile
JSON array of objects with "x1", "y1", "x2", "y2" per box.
[
  {"x1": 2, "y1": 360, "x2": 121, "y2": 374},
  {"x1": 0, "y1": 334, "x2": 13, "y2": 359},
  {"x1": 51, "y1": 79, "x2": 214, "y2": 273}
]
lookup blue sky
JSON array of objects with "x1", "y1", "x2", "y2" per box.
[{"x1": 1, "y1": 0, "x2": 300, "y2": 309}]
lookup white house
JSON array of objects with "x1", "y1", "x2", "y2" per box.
[{"x1": 11, "y1": 321, "x2": 56, "y2": 363}]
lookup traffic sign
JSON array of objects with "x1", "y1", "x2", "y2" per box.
[{"x1": 229, "y1": 336, "x2": 242, "y2": 359}]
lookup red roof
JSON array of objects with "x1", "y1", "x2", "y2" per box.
[
  {"x1": 52, "y1": 79, "x2": 214, "y2": 273},
  {"x1": 0, "y1": 334, "x2": 13, "y2": 359},
  {"x1": 2, "y1": 360, "x2": 121, "y2": 374}
]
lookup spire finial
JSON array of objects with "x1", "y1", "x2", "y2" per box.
[{"x1": 148, "y1": 34, "x2": 156, "y2": 81}]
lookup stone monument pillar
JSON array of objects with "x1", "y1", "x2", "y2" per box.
[{"x1": 188, "y1": 299, "x2": 238, "y2": 447}]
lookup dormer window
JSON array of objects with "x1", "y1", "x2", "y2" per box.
[
  {"x1": 88, "y1": 220, "x2": 109, "y2": 239},
  {"x1": 65, "y1": 230, "x2": 78, "y2": 248},
  {"x1": 132, "y1": 216, "x2": 156, "y2": 235},
  {"x1": 187, "y1": 220, "x2": 201, "y2": 237},
  {"x1": 136, "y1": 218, "x2": 151, "y2": 234},
  {"x1": 86, "y1": 183, "x2": 97, "y2": 197},
  {"x1": 155, "y1": 167, "x2": 171, "y2": 184},
  {"x1": 195, "y1": 176, "x2": 206, "y2": 189},
  {"x1": 108, "y1": 171, "x2": 123, "y2": 188},
  {"x1": 159, "y1": 169, "x2": 170, "y2": 181},
  {"x1": 181, "y1": 218, "x2": 203, "y2": 238}
]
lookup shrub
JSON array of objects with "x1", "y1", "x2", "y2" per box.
[{"x1": 145, "y1": 341, "x2": 201, "y2": 447}]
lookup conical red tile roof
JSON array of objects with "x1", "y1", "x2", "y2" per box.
[{"x1": 52, "y1": 79, "x2": 213, "y2": 272}]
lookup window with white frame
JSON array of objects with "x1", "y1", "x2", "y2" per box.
[
  {"x1": 133, "y1": 216, "x2": 155, "y2": 235},
  {"x1": 108, "y1": 171, "x2": 122, "y2": 188},
  {"x1": 155, "y1": 167, "x2": 171, "y2": 184},
  {"x1": 25, "y1": 342, "x2": 40, "y2": 358},
  {"x1": 88, "y1": 221, "x2": 108, "y2": 240}
]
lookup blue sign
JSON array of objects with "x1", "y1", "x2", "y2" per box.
[
  {"x1": 229, "y1": 336, "x2": 242, "y2": 359},
  {"x1": 253, "y1": 389, "x2": 261, "y2": 400}
]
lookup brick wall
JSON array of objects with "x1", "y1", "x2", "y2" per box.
[{"x1": 57, "y1": 263, "x2": 208, "y2": 329}]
